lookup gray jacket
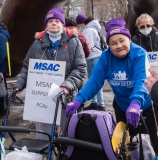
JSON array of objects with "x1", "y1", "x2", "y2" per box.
[{"x1": 14, "y1": 31, "x2": 87, "y2": 97}]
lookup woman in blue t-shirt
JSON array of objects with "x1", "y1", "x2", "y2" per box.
[{"x1": 66, "y1": 18, "x2": 158, "y2": 155}]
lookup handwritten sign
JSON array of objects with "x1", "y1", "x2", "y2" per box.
[{"x1": 23, "y1": 59, "x2": 66, "y2": 125}]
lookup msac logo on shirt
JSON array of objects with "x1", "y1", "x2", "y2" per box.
[
  {"x1": 109, "y1": 71, "x2": 133, "y2": 88},
  {"x1": 33, "y1": 62, "x2": 60, "y2": 71}
]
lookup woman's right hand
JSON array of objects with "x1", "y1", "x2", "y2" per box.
[
  {"x1": 14, "y1": 88, "x2": 23, "y2": 94},
  {"x1": 65, "y1": 100, "x2": 81, "y2": 117}
]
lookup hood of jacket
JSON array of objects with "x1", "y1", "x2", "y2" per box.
[
  {"x1": 85, "y1": 20, "x2": 101, "y2": 32},
  {"x1": 0, "y1": 28, "x2": 10, "y2": 40}
]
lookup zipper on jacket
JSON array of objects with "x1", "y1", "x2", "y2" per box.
[
  {"x1": 41, "y1": 48, "x2": 47, "y2": 59},
  {"x1": 149, "y1": 35, "x2": 153, "y2": 51},
  {"x1": 55, "y1": 49, "x2": 58, "y2": 60}
]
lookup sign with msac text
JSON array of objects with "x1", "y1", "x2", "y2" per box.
[
  {"x1": 147, "y1": 51, "x2": 158, "y2": 63},
  {"x1": 23, "y1": 59, "x2": 66, "y2": 124}
]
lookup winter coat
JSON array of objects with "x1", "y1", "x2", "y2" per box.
[
  {"x1": 0, "y1": 28, "x2": 10, "y2": 73},
  {"x1": 132, "y1": 27, "x2": 158, "y2": 52},
  {"x1": 66, "y1": 26, "x2": 90, "y2": 58},
  {"x1": 14, "y1": 30, "x2": 87, "y2": 98},
  {"x1": 83, "y1": 20, "x2": 102, "y2": 59}
]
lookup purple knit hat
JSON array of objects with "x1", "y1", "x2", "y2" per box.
[
  {"x1": 105, "y1": 18, "x2": 131, "y2": 45},
  {"x1": 76, "y1": 14, "x2": 87, "y2": 24},
  {"x1": 44, "y1": 7, "x2": 65, "y2": 26}
]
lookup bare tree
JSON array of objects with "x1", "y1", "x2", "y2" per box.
[
  {"x1": 94, "y1": 0, "x2": 127, "y2": 22},
  {"x1": 63, "y1": 0, "x2": 127, "y2": 24},
  {"x1": 86, "y1": 0, "x2": 93, "y2": 16},
  {"x1": 63, "y1": 0, "x2": 87, "y2": 18}
]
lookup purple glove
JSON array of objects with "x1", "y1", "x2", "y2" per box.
[
  {"x1": 126, "y1": 102, "x2": 140, "y2": 128},
  {"x1": 65, "y1": 100, "x2": 81, "y2": 117}
]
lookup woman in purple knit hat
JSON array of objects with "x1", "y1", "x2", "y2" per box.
[
  {"x1": 14, "y1": 7, "x2": 87, "y2": 159},
  {"x1": 66, "y1": 18, "x2": 158, "y2": 156}
]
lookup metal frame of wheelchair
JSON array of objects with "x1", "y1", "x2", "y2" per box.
[
  {"x1": 0, "y1": 91, "x2": 66, "y2": 160},
  {"x1": 0, "y1": 91, "x2": 133, "y2": 160}
]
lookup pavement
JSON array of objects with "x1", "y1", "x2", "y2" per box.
[{"x1": 1, "y1": 77, "x2": 114, "y2": 158}]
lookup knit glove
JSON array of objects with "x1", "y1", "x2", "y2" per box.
[
  {"x1": 65, "y1": 100, "x2": 81, "y2": 117},
  {"x1": 126, "y1": 102, "x2": 140, "y2": 128}
]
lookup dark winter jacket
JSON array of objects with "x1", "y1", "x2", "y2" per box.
[
  {"x1": 14, "y1": 30, "x2": 87, "y2": 97},
  {"x1": 66, "y1": 26, "x2": 90, "y2": 58},
  {"x1": 132, "y1": 27, "x2": 158, "y2": 52},
  {"x1": 0, "y1": 28, "x2": 10, "y2": 73}
]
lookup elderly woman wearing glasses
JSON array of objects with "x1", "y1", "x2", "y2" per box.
[
  {"x1": 132, "y1": 13, "x2": 158, "y2": 52},
  {"x1": 132, "y1": 13, "x2": 158, "y2": 127}
]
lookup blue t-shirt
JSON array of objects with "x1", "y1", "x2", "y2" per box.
[{"x1": 76, "y1": 42, "x2": 151, "y2": 111}]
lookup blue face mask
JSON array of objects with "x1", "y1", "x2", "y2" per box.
[
  {"x1": 47, "y1": 30, "x2": 63, "y2": 38},
  {"x1": 80, "y1": 28, "x2": 85, "y2": 32}
]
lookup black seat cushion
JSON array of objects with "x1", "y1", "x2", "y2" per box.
[{"x1": 9, "y1": 138, "x2": 50, "y2": 153}]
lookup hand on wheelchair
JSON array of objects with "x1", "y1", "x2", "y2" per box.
[
  {"x1": 14, "y1": 88, "x2": 23, "y2": 94},
  {"x1": 60, "y1": 87, "x2": 69, "y2": 95},
  {"x1": 126, "y1": 102, "x2": 140, "y2": 128},
  {"x1": 11, "y1": 88, "x2": 22, "y2": 102},
  {"x1": 65, "y1": 100, "x2": 81, "y2": 117}
]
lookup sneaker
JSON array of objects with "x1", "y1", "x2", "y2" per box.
[
  {"x1": 83, "y1": 103, "x2": 97, "y2": 110},
  {"x1": 95, "y1": 106, "x2": 105, "y2": 111}
]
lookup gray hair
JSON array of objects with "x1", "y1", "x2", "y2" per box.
[{"x1": 135, "y1": 14, "x2": 155, "y2": 27}]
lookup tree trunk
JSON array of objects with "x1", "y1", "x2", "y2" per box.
[{"x1": 86, "y1": 0, "x2": 92, "y2": 16}]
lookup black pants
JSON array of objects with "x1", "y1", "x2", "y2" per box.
[
  {"x1": 153, "y1": 103, "x2": 158, "y2": 124},
  {"x1": 0, "y1": 74, "x2": 8, "y2": 111},
  {"x1": 113, "y1": 98, "x2": 158, "y2": 154}
]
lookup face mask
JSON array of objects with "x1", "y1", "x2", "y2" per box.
[
  {"x1": 47, "y1": 30, "x2": 63, "y2": 38},
  {"x1": 139, "y1": 27, "x2": 152, "y2": 36},
  {"x1": 80, "y1": 28, "x2": 85, "y2": 32}
]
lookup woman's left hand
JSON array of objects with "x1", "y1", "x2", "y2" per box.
[
  {"x1": 61, "y1": 87, "x2": 69, "y2": 95},
  {"x1": 145, "y1": 68, "x2": 158, "y2": 92}
]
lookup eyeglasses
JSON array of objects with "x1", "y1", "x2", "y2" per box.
[{"x1": 139, "y1": 24, "x2": 151, "y2": 29}]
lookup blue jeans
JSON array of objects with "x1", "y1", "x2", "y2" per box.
[{"x1": 86, "y1": 57, "x2": 104, "y2": 107}]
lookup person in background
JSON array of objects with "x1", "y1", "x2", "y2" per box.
[
  {"x1": 132, "y1": 13, "x2": 158, "y2": 52},
  {"x1": 132, "y1": 13, "x2": 158, "y2": 125},
  {"x1": 65, "y1": 17, "x2": 90, "y2": 58},
  {"x1": 66, "y1": 18, "x2": 158, "y2": 155},
  {"x1": 75, "y1": 14, "x2": 105, "y2": 111},
  {"x1": 14, "y1": 7, "x2": 87, "y2": 159},
  {"x1": 0, "y1": 22, "x2": 10, "y2": 117}
]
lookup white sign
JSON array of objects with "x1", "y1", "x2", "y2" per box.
[
  {"x1": 147, "y1": 51, "x2": 158, "y2": 63},
  {"x1": 145, "y1": 52, "x2": 151, "y2": 77},
  {"x1": 23, "y1": 59, "x2": 66, "y2": 125},
  {"x1": 147, "y1": 52, "x2": 158, "y2": 74}
]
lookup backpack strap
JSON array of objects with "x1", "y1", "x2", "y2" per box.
[
  {"x1": 65, "y1": 111, "x2": 118, "y2": 160},
  {"x1": 94, "y1": 111, "x2": 118, "y2": 160},
  {"x1": 65, "y1": 113, "x2": 79, "y2": 158}
]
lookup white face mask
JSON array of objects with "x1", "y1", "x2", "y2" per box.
[{"x1": 139, "y1": 27, "x2": 152, "y2": 36}]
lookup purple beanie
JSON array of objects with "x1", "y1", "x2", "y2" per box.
[
  {"x1": 76, "y1": 14, "x2": 87, "y2": 24},
  {"x1": 105, "y1": 18, "x2": 131, "y2": 45},
  {"x1": 44, "y1": 7, "x2": 65, "y2": 26}
]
